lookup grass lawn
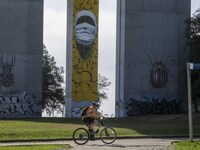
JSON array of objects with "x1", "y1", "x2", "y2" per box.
[
  {"x1": 172, "y1": 141, "x2": 200, "y2": 150},
  {"x1": 0, "y1": 145, "x2": 70, "y2": 150},
  {"x1": 0, "y1": 114, "x2": 200, "y2": 141}
]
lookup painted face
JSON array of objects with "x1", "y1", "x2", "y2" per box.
[
  {"x1": 75, "y1": 22, "x2": 97, "y2": 45},
  {"x1": 74, "y1": 10, "x2": 97, "y2": 60}
]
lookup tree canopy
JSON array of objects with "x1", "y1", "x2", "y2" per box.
[
  {"x1": 98, "y1": 74, "x2": 111, "y2": 104},
  {"x1": 42, "y1": 45, "x2": 65, "y2": 116},
  {"x1": 185, "y1": 8, "x2": 200, "y2": 63},
  {"x1": 185, "y1": 8, "x2": 200, "y2": 112}
]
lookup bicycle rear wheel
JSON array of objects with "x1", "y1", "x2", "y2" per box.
[
  {"x1": 100, "y1": 127, "x2": 116, "y2": 144},
  {"x1": 73, "y1": 128, "x2": 89, "y2": 145}
]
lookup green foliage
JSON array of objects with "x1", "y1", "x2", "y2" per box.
[
  {"x1": 42, "y1": 45, "x2": 65, "y2": 116},
  {"x1": 185, "y1": 8, "x2": 200, "y2": 62},
  {"x1": 186, "y1": 8, "x2": 200, "y2": 112},
  {"x1": 98, "y1": 74, "x2": 111, "y2": 104},
  {"x1": 174, "y1": 141, "x2": 200, "y2": 150},
  {"x1": 192, "y1": 73, "x2": 200, "y2": 112}
]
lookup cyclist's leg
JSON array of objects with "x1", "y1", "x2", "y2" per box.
[
  {"x1": 85, "y1": 118, "x2": 94, "y2": 129},
  {"x1": 83, "y1": 117, "x2": 96, "y2": 140},
  {"x1": 89, "y1": 119, "x2": 100, "y2": 134},
  {"x1": 88, "y1": 118, "x2": 96, "y2": 140},
  {"x1": 83, "y1": 117, "x2": 91, "y2": 128},
  {"x1": 90, "y1": 119, "x2": 98, "y2": 128}
]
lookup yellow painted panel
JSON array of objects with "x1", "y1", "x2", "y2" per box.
[{"x1": 72, "y1": 0, "x2": 98, "y2": 102}]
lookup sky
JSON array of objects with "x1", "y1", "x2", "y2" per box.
[{"x1": 44, "y1": 0, "x2": 200, "y2": 117}]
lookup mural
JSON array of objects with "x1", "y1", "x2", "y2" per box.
[
  {"x1": 72, "y1": 0, "x2": 98, "y2": 101},
  {"x1": 0, "y1": 91, "x2": 40, "y2": 118},
  {"x1": 124, "y1": 55, "x2": 180, "y2": 116},
  {"x1": 148, "y1": 55, "x2": 170, "y2": 89},
  {"x1": 126, "y1": 97, "x2": 184, "y2": 116},
  {"x1": 0, "y1": 53, "x2": 15, "y2": 88},
  {"x1": 71, "y1": 107, "x2": 82, "y2": 118},
  {"x1": 0, "y1": 52, "x2": 41, "y2": 118},
  {"x1": 74, "y1": 10, "x2": 97, "y2": 60}
]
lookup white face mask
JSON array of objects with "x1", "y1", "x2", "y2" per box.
[
  {"x1": 75, "y1": 22, "x2": 97, "y2": 46},
  {"x1": 74, "y1": 10, "x2": 97, "y2": 46}
]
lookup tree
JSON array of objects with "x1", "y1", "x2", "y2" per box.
[
  {"x1": 185, "y1": 8, "x2": 200, "y2": 112},
  {"x1": 42, "y1": 45, "x2": 111, "y2": 116},
  {"x1": 42, "y1": 45, "x2": 65, "y2": 116},
  {"x1": 98, "y1": 74, "x2": 111, "y2": 104},
  {"x1": 185, "y1": 8, "x2": 200, "y2": 63}
]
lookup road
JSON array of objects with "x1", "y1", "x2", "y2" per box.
[{"x1": 0, "y1": 137, "x2": 192, "y2": 150}]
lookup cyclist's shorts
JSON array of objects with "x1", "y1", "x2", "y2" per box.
[{"x1": 83, "y1": 117, "x2": 94, "y2": 126}]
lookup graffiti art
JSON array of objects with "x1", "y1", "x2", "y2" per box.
[
  {"x1": 72, "y1": 0, "x2": 98, "y2": 101},
  {"x1": 148, "y1": 55, "x2": 170, "y2": 89},
  {"x1": 0, "y1": 53, "x2": 15, "y2": 88},
  {"x1": 74, "y1": 10, "x2": 97, "y2": 60},
  {"x1": 126, "y1": 97, "x2": 184, "y2": 116},
  {"x1": 0, "y1": 91, "x2": 41, "y2": 118}
]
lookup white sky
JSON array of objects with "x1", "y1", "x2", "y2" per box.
[{"x1": 44, "y1": 0, "x2": 200, "y2": 117}]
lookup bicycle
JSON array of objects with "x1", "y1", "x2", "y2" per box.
[{"x1": 72, "y1": 118, "x2": 117, "y2": 145}]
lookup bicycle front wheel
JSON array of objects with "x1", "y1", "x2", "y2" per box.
[
  {"x1": 72, "y1": 128, "x2": 89, "y2": 145},
  {"x1": 100, "y1": 127, "x2": 116, "y2": 144}
]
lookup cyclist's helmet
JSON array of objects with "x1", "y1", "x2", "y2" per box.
[{"x1": 92, "y1": 102, "x2": 100, "y2": 108}]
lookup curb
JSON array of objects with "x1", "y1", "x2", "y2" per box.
[
  {"x1": 0, "y1": 138, "x2": 72, "y2": 143},
  {"x1": 0, "y1": 135, "x2": 199, "y2": 143}
]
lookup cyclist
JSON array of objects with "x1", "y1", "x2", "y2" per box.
[{"x1": 82, "y1": 102, "x2": 104, "y2": 140}]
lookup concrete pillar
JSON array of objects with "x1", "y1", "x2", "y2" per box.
[
  {"x1": 116, "y1": 0, "x2": 191, "y2": 117},
  {"x1": 0, "y1": 0, "x2": 43, "y2": 118}
]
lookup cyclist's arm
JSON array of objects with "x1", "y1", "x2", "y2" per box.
[{"x1": 94, "y1": 111, "x2": 104, "y2": 119}]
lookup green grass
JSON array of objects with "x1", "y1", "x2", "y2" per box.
[
  {"x1": 0, "y1": 118, "x2": 83, "y2": 140},
  {"x1": 0, "y1": 114, "x2": 200, "y2": 141},
  {"x1": 173, "y1": 141, "x2": 200, "y2": 150},
  {"x1": 0, "y1": 145, "x2": 70, "y2": 150}
]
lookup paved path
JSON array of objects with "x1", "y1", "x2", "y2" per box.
[{"x1": 0, "y1": 137, "x2": 193, "y2": 150}]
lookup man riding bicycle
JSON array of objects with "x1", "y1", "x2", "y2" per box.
[
  {"x1": 82, "y1": 102, "x2": 104, "y2": 140},
  {"x1": 73, "y1": 104, "x2": 116, "y2": 144}
]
